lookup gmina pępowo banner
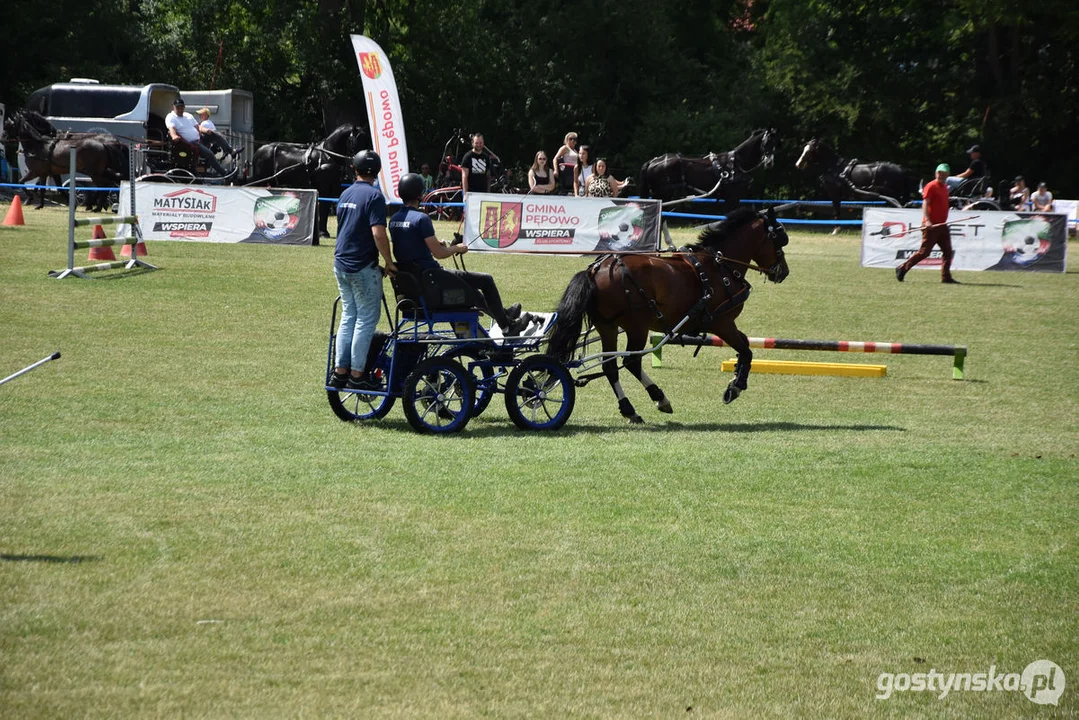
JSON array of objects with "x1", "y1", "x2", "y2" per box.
[
  {"x1": 861, "y1": 208, "x2": 1067, "y2": 273},
  {"x1": 461, "y1": 193, "x2": 662, "y2": 254},
  {"x1": 118, "y1": 181, "x2": 317, "y2": 245}
]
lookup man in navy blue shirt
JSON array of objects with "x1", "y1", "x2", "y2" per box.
[
  {"x1": 330, "y1": 150, "x2": 397, "y2": 390},
  {"x1": 389, "y1": 173, "x2": 531, "y2": 335}
]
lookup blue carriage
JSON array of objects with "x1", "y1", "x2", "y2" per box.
[{"x1": 324, "y1": 270, "x2": 576, "y2": 433}]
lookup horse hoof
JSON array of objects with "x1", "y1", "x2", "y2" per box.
[
  {"x1": 723, "y1": 386, "x2": 741, "y2": 404},
  {"x1": 319, "y1": 231, "x2": 330, "y2": 238},
  {"x1": 657, "y1": 399, "x2": 673, "y2": 414},
  {"x1": 627, "y1": 414, "x2": 644, "y2": 425}
]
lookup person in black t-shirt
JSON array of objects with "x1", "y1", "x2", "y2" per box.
[
  {"x1": 946, "y1": 144, "x2": 986, "y2": 192},
  {"x1": 459, "y1": 133, "x2": 500, "y2": 195}
]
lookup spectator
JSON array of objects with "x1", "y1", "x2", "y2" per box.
[
  {"x1": 1031, "y1": 182, "x2": 1055, "y2": 212},
  {"x1": 527, "y1": 151, "x2": 556, "y2": 194},
  {"x1": 419, "y1": 163, "x2": 435, "y2": 192},
  {"x1": 553, "y1": 132, "x2": 579, "y2": 194},
  {"x1": 896, "y1": 163, "x2": 957, "y2": 284},
  {"x1": 460, "y1": 133, "x2": 498, "y2": 195},
  {"x1": 946, "y1": 144, "x2": 986, "y2": 192},
  {"x1": 165, "y1": 98, "x2": 229, "y2": 176},
  {"x1": 195, "y1": 107, "x2": 241, "y2": 159},
  {"x1": 329, "y1": 150, "x2": 397, "y2": 391},
  {"x1": 574, "y1": 145, "x2": 593, "y2": 197},
  {"x1": 1009, "y1": 175, "x2": 1031, "y2": 210},
  {"x1": 586, "y1": 158, "x2": 629, "y2": 197}
]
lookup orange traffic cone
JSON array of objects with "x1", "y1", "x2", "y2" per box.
[
  {"x1": 87, "y1": 224, "x2": 116, "y2": 261},
  {"x1": 2, "y1": 195, "x2": 25, "y2": 226},
  {"x1": 120, "y1": 237, "x2": 148, "y2": 257}
]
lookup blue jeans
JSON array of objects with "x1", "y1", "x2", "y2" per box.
[{"x1": 334, "y1": 265, "x2": 384, "y2": 372}]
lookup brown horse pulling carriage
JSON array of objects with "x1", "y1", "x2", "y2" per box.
[{"x1": 547, "y1": 207, "x2": 791, "y2": 424}]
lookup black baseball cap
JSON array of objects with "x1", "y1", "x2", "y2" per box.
[
  {"x1": 1014, "y1": 175, "x2": 1024, "y2": 182},
  {"x1": 966, "y1": 144, "x2": 980, "y2": 154},
  {"x1": 173, "y1": 97, "x2": 185, "y2": 106}
]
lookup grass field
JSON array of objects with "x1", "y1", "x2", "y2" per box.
[{"x1": 1, "y1": 206, "x2": 1076, "y2": 717}]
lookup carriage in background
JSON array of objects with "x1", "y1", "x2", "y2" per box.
[{"x1": 16, "y1": 80, "x2": 253, "y2": 189}]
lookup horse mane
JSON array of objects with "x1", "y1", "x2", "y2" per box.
[
  {"x1": 688, "y1": 207, "x2": 760, "y2": 250},
  {"x1": 24, "y1": 110, "x2": 57, "y2": 136}
]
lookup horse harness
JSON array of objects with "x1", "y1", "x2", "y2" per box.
[{"x1": 587, "y1": 250, "x2": 750, "y2": 332}]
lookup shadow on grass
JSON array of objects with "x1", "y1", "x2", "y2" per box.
[
  {"x1": 461, "y1": 420, "x2": 907, "y2": 437},
  {"x1": 1, "y1": 554, "x2": 103, "y2": 564}
]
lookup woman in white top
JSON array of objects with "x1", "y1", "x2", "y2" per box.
[
  {"x1": 552, "y1": 131, "x2": 579, "y2": 194},
  {"x1": 585, "y1": 159, "x2": 629, "y2": 197},
  {"x1": 527, "y1": 151, "x2": 556, "y2": 194},
  {"x1": 574, "y1": 145, "x2": 593, "y2": 197}
]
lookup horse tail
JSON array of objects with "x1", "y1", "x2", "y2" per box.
[
  {"x1": 546, "y1": 270, "x2": 595, "y2": 363},
  {"x1": 638, "y1": 160, "x2": 652, "y2": 199}
]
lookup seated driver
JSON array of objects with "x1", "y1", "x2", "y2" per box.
[{"x1": 389, "y1": 172, "x2": 533, "y2": 336}]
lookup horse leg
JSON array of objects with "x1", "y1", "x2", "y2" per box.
[
  {"x1": 20, "y1": 170, "x2": 44, "y2": 209},
  {"x1": 832, "y1": 196, "x2": 842, "y2": 235},
  {"x1": 713, "y1": 316, "x2": 752, "y2": 405},
  {"x1": 598, "y1": 323, "x2": 643, "y2": 424},
  {"x1": 622, "y1": 326, "x2": 673, "y2": 414}
]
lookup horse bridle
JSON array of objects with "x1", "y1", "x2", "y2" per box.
[{"x1": 705, "y1": 214, "x2": 787, "y2": 281}]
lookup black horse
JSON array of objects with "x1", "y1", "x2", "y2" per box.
[
  {"x1": 795, "y1": 138, "x2": 919, "y2": 226},
  {"x1": 3, "y1": 110, "x2": 127, "y2": 211},
  {"x1": 638, "y1": 128, "x2": 780, "y2": 214},
  {"x1": 247, "y1": 124, "x2": 366, "y2": 240}
]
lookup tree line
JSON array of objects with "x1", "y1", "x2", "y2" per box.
[{"x1": 4, "y1": 0, "x2": 1077, "y2": 196}]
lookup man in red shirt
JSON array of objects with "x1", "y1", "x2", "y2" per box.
[{"x1": 896, "y1": 163, "x2": 958, "y2": 283}]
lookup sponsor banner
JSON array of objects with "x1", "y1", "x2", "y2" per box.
[
  {"x1": 462, "y1": 193, "x2": 662, "y2": 253},
  {"x1": 861, "y1": 208, "x2": 1066, "y2": 273},
  {"x1": 118, "y1": 181, "x2": 316, "y2": 244},
  {"x1": 351, "y1": 34, "x2": 409, "y2": 204}
]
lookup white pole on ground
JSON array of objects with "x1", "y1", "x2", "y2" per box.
[{"x1": 68, "y1": 148, "x2": 77, "y2": 271}]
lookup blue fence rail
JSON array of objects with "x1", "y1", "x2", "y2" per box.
[{"x1": 7, "y1": 182, "x2": 1075, "y2": 228}]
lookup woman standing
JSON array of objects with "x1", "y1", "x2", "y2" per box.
[
  {"x1": 586, "y1": 159, "x2": 629, "y2": 197},
  {"x1": 574, "y1": 145, "x2": 593, "y2": 197},
  {"x1": 553, "y1": 132, "x2": 579, "y2": 194},
  {"x1": 527, "y1": 151, "x2": 556, "y2": 194}
]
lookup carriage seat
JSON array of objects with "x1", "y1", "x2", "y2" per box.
[
  {"x1": 952, "y1": 175, "x2": 990, "y2": 199},
  {"x1": 390, "y1": 269, "x2": 480, "y2": 321}
]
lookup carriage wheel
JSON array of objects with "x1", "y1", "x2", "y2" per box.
[
  {"x1": 965, "y1": 200, "x2": 1000, "y2": 211},
  {"x1": 402, "y1": 358, "x2": 474, "y2": 434},
  {"x1": 504, "y1": 355, "x2": 575, "y2": 431},
  {"x1": 327, "y1": 339, "x2": 396, "y2": 421},
  {"x1": 443, "y1": 347, "x2": 497, "y2": 416},
  {"x1": 327, "y1": 386, "x2": 395, "y2": 422}
]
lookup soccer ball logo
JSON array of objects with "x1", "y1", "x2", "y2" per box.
[
  {"x1": 1001, "y1": 216, "x2": 1051, "y2": 267},
  {"x1": 253, "y1": 193, "x2": 301, "y2": 240},
  {"x1": 596, "y1": 204, "x2": 646, "y2": 251}
]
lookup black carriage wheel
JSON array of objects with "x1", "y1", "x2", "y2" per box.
[
  {"x1": 327, "y1": 335, "x2": 396, "y2": 422},
  {"x1": 966, "y1": 200, "x2": 1000, "y2": 211},
  {"x1": 504, "y1": 355, "x2": 575, "y2": 431},
  {"x1": 443, "y1": 347, "x2": 497, "y2": 416},
  {"x1": 402, "y1": 358, "x2": 474, "y2": 434}
]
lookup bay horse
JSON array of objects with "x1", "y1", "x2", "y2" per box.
[
  {"x1": 4, "y1": 110, "x2": 127, "y2": 211},
  {"x1": 547, "y1": 207, "x2": 790, "y2": 424},
  {"x1": 638, "y1": 128, "x2": 780, "y2": 214},
  {"x1": 794, "y1": 138, "x2": 919, "y2": 226},
  {"x1": 247, "y1": 123, "x2": 366, "y2": 240}
]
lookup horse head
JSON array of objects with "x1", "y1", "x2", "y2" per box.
[
  {"x1": 695, "y1": 206, "x2": 789, "y2": 283},
  {"x1": 760, "y1": 128, "x2": 779, "y2": 169},
  {"x1": 323, "y1": 123, "x2": 366, "y2": 159},
  {"x1": 795, "y1": 137, "x2": 838, "y2": 171}
]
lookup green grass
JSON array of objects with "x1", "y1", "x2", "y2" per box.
[{"x1": 1, "y1": 207, "x2": 1076, "y2": 717}]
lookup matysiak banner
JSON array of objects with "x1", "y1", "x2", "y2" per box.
[{"x1": 351, "y1": 34, "x2": 409, "y2": 203}]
